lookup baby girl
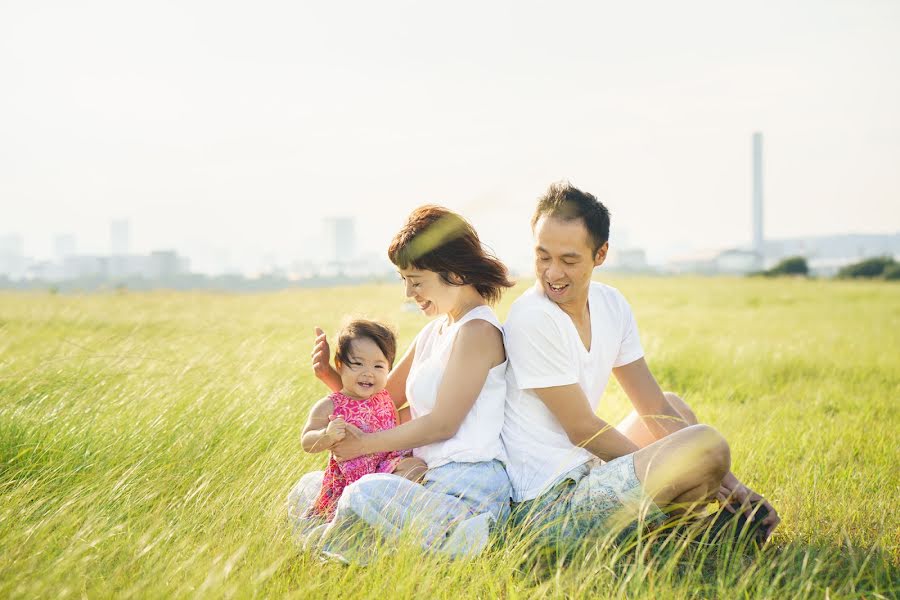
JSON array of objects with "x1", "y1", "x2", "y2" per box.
[{"x1": 301, "y1": 319, "x2": 427, "y2": 520}]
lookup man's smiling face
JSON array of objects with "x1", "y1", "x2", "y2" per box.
[{"x1": 533, "y1": 215, "x2": 608, "y2": 310}]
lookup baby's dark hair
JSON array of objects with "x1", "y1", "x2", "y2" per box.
[{"x1": 334, "y1": 319, "x2": 398, "y2": 369}]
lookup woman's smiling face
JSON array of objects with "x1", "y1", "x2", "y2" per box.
[{"x1": 398, "y1": 267, "x2": 459, "y2": 317}]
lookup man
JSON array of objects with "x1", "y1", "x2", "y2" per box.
[{"x1": 502, "y1": 181, "x2": 780, "y2": 542}]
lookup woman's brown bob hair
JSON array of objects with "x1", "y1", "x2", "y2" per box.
[
  {"x1": 388, "y1": 205, "x2": 514, "y2": 305},
  {"x1": 334, "y1": 319, "x2": 398, "y2": 369}
]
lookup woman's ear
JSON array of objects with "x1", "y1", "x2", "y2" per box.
[{"x1": 447, "y1": 272, "x2": 465, "y2": 285}]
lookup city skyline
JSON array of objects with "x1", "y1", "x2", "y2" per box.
[
  {"x1": 3, "y1": 128, "x2": 897, "y2": 278},
  {"x1": 3, "y1": 212, "x2": 898, "y2": 283},
  {"x1": 3, "y1": 1, "x2": 899, "y2": 274}
]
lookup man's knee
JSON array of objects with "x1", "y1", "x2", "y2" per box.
[
  {"x1": 684, "y1": 424, "x2": 731, "y2": 482},
  {"x1": 664, "y1": 391, "x2": 698, "y2": 426}
]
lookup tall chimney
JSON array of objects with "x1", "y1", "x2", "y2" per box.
[{"x1": 752, "y1": 132, "x2": 764, "y2": 258}]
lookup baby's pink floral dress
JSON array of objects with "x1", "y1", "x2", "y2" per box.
[{"x1": 308, "y1": 389, "x2": 411, "y2": 520}]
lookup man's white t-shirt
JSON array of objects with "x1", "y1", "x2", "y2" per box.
[{"x1": 502, "y1": 281, "x2": 645, "y2": 502}]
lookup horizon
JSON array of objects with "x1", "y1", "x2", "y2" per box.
[
  {"x1": 3, "y1": 218, "x2": 898, "y2": 278},
  {"x1": 3, "y1": 1, "x2": 899, "y2": 274}
]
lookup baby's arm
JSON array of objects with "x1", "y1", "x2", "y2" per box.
[{"x1": 301, "y1": 397, "x2": 344, "y2": 453}]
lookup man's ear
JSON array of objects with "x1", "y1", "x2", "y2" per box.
[{"x1": 594, "y1": 242, "x2": 609, "y2": 267}]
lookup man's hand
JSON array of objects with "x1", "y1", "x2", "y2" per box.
[
  {"x1": 718, "y1": 479, "x2": 781, "y2": 542},
  {"x1": 331, "y1": 422, "x2": 368, "y2": 462},
  {"x1": 312, "y1": 326, "x2": 342, "y2": 392},
  {"x1": 325, "y1": 415, "x2": 346, "y2": 443}
]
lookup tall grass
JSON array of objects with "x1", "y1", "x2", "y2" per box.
[{"x1": 1, "y1": 277, "x2": 897, "y2": 598}]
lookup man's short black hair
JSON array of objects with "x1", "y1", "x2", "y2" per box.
[{"x1": 531, "y1": 181, "x2": 611, "y2": 253}]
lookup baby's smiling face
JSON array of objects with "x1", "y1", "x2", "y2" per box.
[{"x1": 337, "y1": 337, "x2": 389, "y2": 400}]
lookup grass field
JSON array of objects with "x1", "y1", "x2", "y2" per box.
[{"x1": 1, "y1": 276, "x2": 898, "y2": 598}]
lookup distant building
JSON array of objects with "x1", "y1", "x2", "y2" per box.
[
  {"x1": 806, "y1": 258, "x2": 855, "y2": 278},
  {"x1": 0, "y1": 234, "x2": 23, "y2": 256},
  {"x1": 763, "y1": 233, "x2": 900, "y2": 275},
  {"x1": 609, "y1": 248, "x2": 649, "y2": 272},
  {"x1": 149, "y1": 250, "x2": 189, "y2": 279},
  {"x1": 108, "y1": 254, "x2": 149, "y2": 279},
  {"x1": 47, "y1": 250, "x2": 190, "y2": 281},
  {"x1": 324, "y1": 217, "x2": 356, "y2": 264},
  {"x1": 667, "y1": 234, "x2": 899, "y2": 276},
  {"x1": 0, "y1": 233, "x2": 26, "y2": 279},
  {"x1": 715, "y1": 249, "x2": 761, "y2": 274},
  {"x1": 347, "y1": 251, "x2": 394, "y2": 279},
  {"x1": 53, "y1": 234, "x2": 76, "y2": 262},
  {"x1": 288, "y1": 259, "x2": 319, "y2": 281},
  {"x1": 110, "y1": 219, "x2": 131, "y2": 255},
  {"x1": 667, "y1": 248, "x2": 761, "y2": 275},
  {"x1": 63, "y1": 255, "x2": 107, "y2": 279},
  {"x1": 762, "y1": 233, "x2": 899, "y2": 265},
  {"x1": 667, "y1": 250, "x2": 719, "y2": 275},
  {"x1": 664, "y1": 133, "x2": 898, "y2": 276},
  {"x1": 752, "y1": 132, "x2": 764, "y2": 260}
]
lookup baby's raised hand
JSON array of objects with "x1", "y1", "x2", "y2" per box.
[{"x1": 326, "y1": 415, "x2": 347, "y2": 443}]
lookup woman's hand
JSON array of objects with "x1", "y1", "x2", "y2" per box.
[
  {"x1": 312, "y1": 326, "x2": 342, "y2": 392},
  {"x1": 331, "y1": 422, "x2": 369, "y2": 462}
]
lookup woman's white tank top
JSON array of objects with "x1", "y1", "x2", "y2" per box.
[{"x1": 405, "y1": 305, "x2": 508, "y2": 469}]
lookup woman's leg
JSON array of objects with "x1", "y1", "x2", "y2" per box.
[
  {"x1": 316, "y1": 461, "x2": 510, "y2": 562},
  {"x1": 616, "y1": 392, "x2": 698, "y2": 448},
  {"x1": 286, "y1": 471, "x2": 331, "y2": 547},
  {"x1": 286, "y1": 470, "x2": 325, "y2": 524}
]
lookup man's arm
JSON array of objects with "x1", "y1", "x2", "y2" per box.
[
  {"x1": 533, "y1": 384, "x2": 639, "y2": 462},
  {"x1": 613, "y1": 357, "x2": 688, "y2": 438}
]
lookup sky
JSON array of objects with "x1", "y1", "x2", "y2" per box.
[{"x1": 2, "y1": 0, "x2": 899, "y2": 273}]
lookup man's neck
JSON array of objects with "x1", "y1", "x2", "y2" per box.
[{"x1": 556, "y1": 292, "x2": 590, "y2": 326}]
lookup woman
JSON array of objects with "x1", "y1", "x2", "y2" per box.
[{"x1": 287, "y1": 205, "x2": 515, "y2": 562}]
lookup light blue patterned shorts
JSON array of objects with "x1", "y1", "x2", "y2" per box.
[
  {"x1": 287, "y1": 459, "x2": 511, "y2": 562},
  {"x1": 511, "y1": 454, "x2": 664, "y2": 548}
]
